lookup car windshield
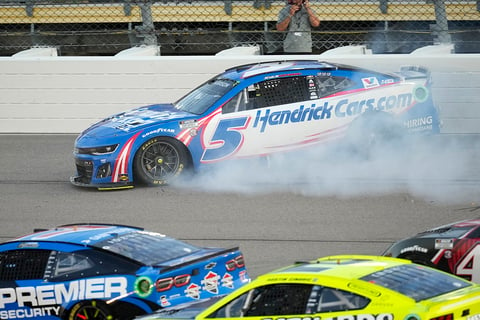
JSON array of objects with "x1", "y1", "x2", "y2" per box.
[
  {"x1": 93, "y1": 231, "x2": 201, "y2": 265},
  {"x1": 361, "y1": 264, "x2": 471, "y2": 301},
  {"x1": 174, "y1": 78, "x2": 237, "y2": 114}
]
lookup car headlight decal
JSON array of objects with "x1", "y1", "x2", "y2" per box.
[
  {"x1": 156, "y1": 274, "x2": 191, "y2": 292},
  {"x1": 77, "y1": 144, "x2": 119, "y2": 155},
  {"x1": 226, "y1": 255, "x2": 245, "y2": 271}
]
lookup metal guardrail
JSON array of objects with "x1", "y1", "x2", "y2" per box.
[{"x1": 0, "y1": 0, "x2": 478, "y2": 55}]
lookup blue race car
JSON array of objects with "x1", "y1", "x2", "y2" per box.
[
  {"x1": 0, "y1": 224, "x2": 249, "y2": 320},
  {"x1": 71, "y1": 60, "x2": 440, "y2": 189}
]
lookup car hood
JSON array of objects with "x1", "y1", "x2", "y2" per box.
[{"x1": 79, "y1": 103, "x2": 193, "y2": 139}]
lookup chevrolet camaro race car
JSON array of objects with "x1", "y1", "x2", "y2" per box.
[
  {"x1": 136, "y1": 255, "x2": 480, "y2": 320},
  {"x1": 71, "y1": 60, "x2": 440, "y2": 189},
  {"x1": 0, "y1": 224, "x2": 249, "y2": 320},
  {"x1": 383, "y1": 218, "x2": 480, "y2": 283}
]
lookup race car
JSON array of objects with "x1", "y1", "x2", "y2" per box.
[
  {"x1": 136, "y1": 255, "x2": 480, "y2": 320},
  {"x1": 71, "y1": 60, "x2": 440, "y2": 189},
  {"x1": 383, "y1": 218, "x2": 480, "y2": 283},
  {"x1": 0, "y1": 224, "x2": 250, "y2": 320}
]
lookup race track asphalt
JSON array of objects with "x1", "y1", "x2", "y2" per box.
[{"x1": 0, "y1": 134, "x2": 479, "y2": 278}]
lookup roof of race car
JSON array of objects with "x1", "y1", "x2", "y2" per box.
[
  {"x1": 220, "y1": 60, "x2": 343, "y2": 81},
  {"x1": 11, "y1": 224, "x2": 147, "y2": 245},
  {"x1": 449, "y1": 218, "x2": 480, "y2": 228},
  {"x1": 258, "y1": 255, "x2": 473, "y2": 301},
  {"x1": 265, "y1": 255, "x2": 411, "y2": 280}
]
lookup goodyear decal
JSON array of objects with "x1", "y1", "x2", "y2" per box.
[
  {"x1": 0, "y1": 277, "x2": 127, "y2": 319},
  {"x1": 253, "y1": 93, "x2": 413, "y2": 133}
]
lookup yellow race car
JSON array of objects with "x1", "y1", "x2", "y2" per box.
[{"x1": 136, "y1": 255, "x2": 480, "y2": 320}]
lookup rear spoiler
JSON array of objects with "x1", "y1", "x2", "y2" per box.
[
  {"x1": 158, "y1": 247, "x2": 241, "y2": 273},
  {"x1": 398, "y1": 65, "x2": 431, "y2": 80},
  {"x1": 33, "y1": 223, "x2": 144, "y2": 233}
]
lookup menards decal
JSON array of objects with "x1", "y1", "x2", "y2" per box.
[
  {"x1": 264, "y1": 314, "x2": 394, "y2": 320},
  {"x1": 0, "y1": 277, "x2": 127, "y2": 319}
]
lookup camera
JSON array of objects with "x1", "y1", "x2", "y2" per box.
[{"x1": 288, "y1": 0, "x2": 305, "y2": 4}]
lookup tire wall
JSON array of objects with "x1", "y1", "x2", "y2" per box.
[{"x1": 0, "y1": 54, "x2": 479, "y2": 135}]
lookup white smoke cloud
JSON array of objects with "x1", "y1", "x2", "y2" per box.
[{"x1": 174, "y1": 134, "x2": 479, "y2": 205}]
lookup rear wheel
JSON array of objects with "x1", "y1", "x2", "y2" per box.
[
  {"x1": 133, "y1": 137, "x2": 190, "y2": 186},
  {"x1": 346, "y1": 111, "x2": 406, "y2": 159},
  {"x1": 68, "y1": 300, "x2": 115, "y2": 320}
]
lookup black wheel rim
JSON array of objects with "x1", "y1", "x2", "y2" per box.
[
  {"x1": 141, "y1": 141, "x2": 180, "y2": 180},
  {"x1": 72, "y1": 302, "x2": 112, "y2": 320}
]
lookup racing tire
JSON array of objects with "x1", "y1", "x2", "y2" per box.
[
  {"x1": 67, "y1": 300, "x2": 115, "y2": 320},
  {"x1": 133, "y1": 137, "x2": 191, "y2": 186}
]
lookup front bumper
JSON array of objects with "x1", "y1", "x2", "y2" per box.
[
  {"x1": 70, "y1": 175, "x2": 133, "y2": 190},
  {"x1": 71, "y1": 156, "x2": 133, "y2": 190}
]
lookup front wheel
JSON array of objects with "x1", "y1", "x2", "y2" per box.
[
  {"x1": 133, "y1": 137, "x2": 190, "y2": 186},
  {"x1": 68, "y1": 300, "x2": 115, "y2": 320}
]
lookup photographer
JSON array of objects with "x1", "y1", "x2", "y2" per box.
[{"x1": 276, "y1": 0, "x2": 320, "y2": 54}]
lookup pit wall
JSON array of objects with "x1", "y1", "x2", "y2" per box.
[{"x1": 0, "y1": 54, "x2": 479, "y2": 134}]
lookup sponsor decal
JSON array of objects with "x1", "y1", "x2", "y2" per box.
[
  {"x1": 435, "y1": 239, "x2": 454, "y2": 250},
  {"x1": 263, "y1": 314, "x2": 394, "y2": 320},
  {"x1": 240, "y1": 270, "x2": 249, "y2": 282},
  {"x1": 185, "y1": 283, "x2": 200, "y2": 300},
  {"x1": 221, "y1": 273, "x2": 234, "y2": 289},
  {"x1": 0, "y1": 277, "x2": 127, "y2": 319},
  {"x1": 201, "y1": 271, "x2": 220, "y2": 294},
  {"x1": 361, "y1": 77, "x2": 380, "y2": 89},
  {"x1": 160, "y1": 295, "x2": 171, "y2": 307},
  {"x1": 253, "y1": 93, "x2": 413, "y2": 133},
  {"x1": 179, "y1": 120, "x2": 198, "y2": 130},
  {"x1": 399, "y1": 245, "x2": 428, "y2": 254},
  {"x1": 204, "y1": 262, "x2": 217, "y2": 270},
  {"x1": 142, "y1": 127, "x2": 175, "y2": 139},
  {"x1": 0, "y1": 307, "x2": 61, "y2": 319},
  {"x1": 404, "y1": 116, "x2": 433, "y2": 131}
]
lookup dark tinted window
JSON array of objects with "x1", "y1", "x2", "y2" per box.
[
  {"x1": 419, "y1": 226, "x2": 472, "y2": 238},
  {"x1": 175, "y1": 78, "x2": 237, "y2": 114},
  {"x1": 0, "y1": 250, "x2": 50, "y2": 280},
  {"x1": 47, "y1": 249, "x2": 139, "y2": 281},
  {"x1": 208, "y1": 284, "x2": 368, "y2": 318},
  {"x1": 244, "y1": 284, "x2": 312, "y2": 316},
  {"x1": 466, "y1": 226, "x2": 480, "y2": 238},
  {"x1": 222, "y1": 75, "x2": 355, "y2": 114},
  {"x1": 93, "y1": 231, "x2": 200, "y2": 265},
  {"x1": 311, "y1": 286, "x2": 369, "y2": 312},
  {"x1": 316, "y1": 75, "x2": 354, "y2": 98},
  {"x1": 361, "y1": 264, "x2": 471, "y2": 301}
]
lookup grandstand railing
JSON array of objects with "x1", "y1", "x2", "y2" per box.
[{"x1": 0, "y1": 0, "x2": 478, "y2": 55}]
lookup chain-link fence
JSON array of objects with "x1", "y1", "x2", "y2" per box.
[{"x1": 0, "y1": 0, "x2": 478, "y2": 56}]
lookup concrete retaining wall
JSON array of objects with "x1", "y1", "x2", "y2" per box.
[{"x1": 0, "y1": 54, "x2": 479, "y2": 134}]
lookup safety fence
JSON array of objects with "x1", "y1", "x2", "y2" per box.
[{"x1": 0, "y1": 0, "x2": 479, "y2": 56}]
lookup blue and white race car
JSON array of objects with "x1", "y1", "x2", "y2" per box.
[
  {"x1": 0, "y1": 224, "x2": 249, "y2": 320},
  {"x1": 71, "y1": 60, "x2": 440, "y2": 189}
]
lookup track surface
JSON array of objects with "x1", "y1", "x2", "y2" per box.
[{"x1": 0, "y1": 134, "x2": 479, "y2": 278}]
